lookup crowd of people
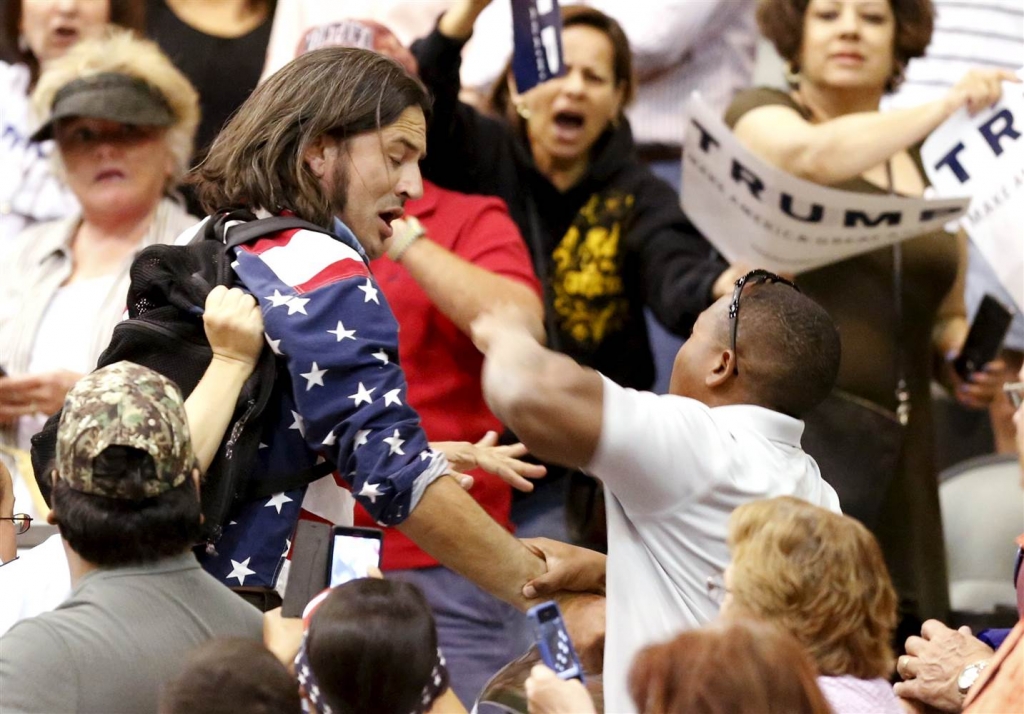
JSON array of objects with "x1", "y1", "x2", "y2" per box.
[{"x1": 0, "y1": 0, "x2": 1021, "y2": 712}]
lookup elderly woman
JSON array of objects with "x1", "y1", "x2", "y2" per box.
[
  {"x1": 417, "y1": 0, "x2": 728, "y2": 544},
  {"x1": 0, "y1": 28, "x2": 199, "y2": 516},
  {"x1": 715, "y1": 496, "x2": 900, "y2": 713},
  {"x1": 724, "y1": 0, "x2": 1018, "y2": 626},
  {"x1": 0, "y1": 0, "x2": 145, "y2": 252}
]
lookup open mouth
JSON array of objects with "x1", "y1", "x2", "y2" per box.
[
  {"x1": 551, "y1": 110, "x2": 587, "y2": 143},
  {"x1": 377, "y1": 208, "x2": 404, "y2": 238},
  {"x1": 553, "y1": 110, "x2": 586, "y2": 131},
  {"x1": 52, "y1": 25, "x2": 80, "y2": 43}
]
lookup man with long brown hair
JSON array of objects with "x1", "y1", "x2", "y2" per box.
[{"x1": 183, "y1": 47, "x2": 582, "y2": 637}]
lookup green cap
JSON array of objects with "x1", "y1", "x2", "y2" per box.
[{"x1": 55, "y1": 362, "x2": 196, "y2": 500}]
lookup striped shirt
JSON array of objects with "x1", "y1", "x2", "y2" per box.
[{"x1": 885, "y1": 0, "x2": 1023, "y2": 108}]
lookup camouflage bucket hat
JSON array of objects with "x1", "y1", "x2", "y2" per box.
[{"x1": 56, "y1": 362, "x2": 195, "y2": 500}]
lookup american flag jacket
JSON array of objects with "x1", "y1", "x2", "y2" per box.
[{"x1": 196, "y1": 217, "x2": 449, "y2": 589}]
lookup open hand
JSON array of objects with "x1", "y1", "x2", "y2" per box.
[{"x1": 431, "y1": 432, "x2": 547, "y2": 492}]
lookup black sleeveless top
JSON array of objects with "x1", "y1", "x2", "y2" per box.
[{"x1": 147, "y1": 0, "x2": 274, "y2": 155}]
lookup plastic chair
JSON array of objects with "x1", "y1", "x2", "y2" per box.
[{"x1": 939, "y1": 454, "x2": 1023, "y2": 616}]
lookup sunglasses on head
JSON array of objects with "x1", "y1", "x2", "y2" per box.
[{"x1": 728, "y1": 269, "x2": 800, "y2": 376}]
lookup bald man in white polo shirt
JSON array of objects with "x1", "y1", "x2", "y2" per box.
[{"x1": 473, "y1": 271, "x2": 843, "y2": 714}]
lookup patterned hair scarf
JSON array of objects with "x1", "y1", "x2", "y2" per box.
[{"x1": 295, "y1": 589, "x2": 450, "y2": 714}]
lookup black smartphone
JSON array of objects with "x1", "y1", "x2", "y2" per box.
[
  {"x1": 326, "y1": 525, "x2": 383, "y2": 587},
  {"x1": 953, "y1": 294, "x2": 1014, "y2": 380},
  {"x1": 527, "y1": 601, "x2": 585, "y2": 683}
]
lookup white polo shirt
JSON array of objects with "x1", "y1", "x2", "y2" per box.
[{"x1": 590, "y1": 377, "x2": 841, "y2": 713}]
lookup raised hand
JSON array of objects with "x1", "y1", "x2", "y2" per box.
[
  {"x1": 203, "y1": 286, "x2": 265, "y2": 369},
  {"x1": 944, "y1": 69, "x2": 1020, "y2": 117}
]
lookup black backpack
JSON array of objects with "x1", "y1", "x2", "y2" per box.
[{"x1": 30, "y1": 209, "x2": 335, "y2": 546}]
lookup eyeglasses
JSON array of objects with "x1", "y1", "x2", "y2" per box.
[
  {"x1": 728, "y1": 269, "x2": 800, "y2": 376},
  {"x1": 0, "y1": 514, "x2": 32, "y2": 535},
  {"x1": 1004, "y1": 382, "x2": 1024, "y2": 410},
  {"x1": 706, "y1": 573, "x2": 732, "y2": 606}
]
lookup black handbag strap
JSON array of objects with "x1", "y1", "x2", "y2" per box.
[{"x1": 885, "y1": 160, "x2": 911, "y2": 426}]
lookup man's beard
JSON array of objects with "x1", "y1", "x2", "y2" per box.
[{"x1": 327, "y1": 156, "x2": 350, "y2": 219}]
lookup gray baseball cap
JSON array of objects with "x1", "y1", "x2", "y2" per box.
[{"x1": 30, "y1": 72, "x2": 174, "y2": 143}]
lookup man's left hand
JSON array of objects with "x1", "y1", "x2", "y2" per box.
[{"x1": 893, "y1": 619, "x2": 994, "y2": 713}]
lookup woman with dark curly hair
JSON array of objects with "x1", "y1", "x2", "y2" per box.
[{"x1": 724, "y1": 0, "x2": 1018, "y2": 630}]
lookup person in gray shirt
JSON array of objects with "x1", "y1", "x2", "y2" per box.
[{"x1": 0, "y1": 361, "x2": 264, "y2": 714}]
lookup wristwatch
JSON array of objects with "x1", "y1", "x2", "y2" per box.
[{"x1": 956, "y1": 660, "x2": 989, "y2": 695}]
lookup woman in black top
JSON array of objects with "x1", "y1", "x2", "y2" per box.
[
  {"x1": 414, "y1": 1, "x2": 729, "y2": 546},
  {"x1": 147, "y1": 0, "x2": 275, "y2": 156},
  {"x1": 414, "y1": 1, "x2": 729, "y2": 393}
]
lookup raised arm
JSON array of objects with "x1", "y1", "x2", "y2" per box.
[
  {"x1": 386, "y1": 215, "x2": 544, "y2": 341},
  {"x1": 472, "y1": 309, "x2": 604, "y2": 469},
  {"x1": 185, "y1": 286, "x2": 266, "y2": 472},
  {"x1": 732, "y1": 69, "x2": 1018, "y2": 185},
  {"x1": 412, "y1": 1, "x2": 519, "y2": 197}
]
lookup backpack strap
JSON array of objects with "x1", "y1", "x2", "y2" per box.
[
  {"x1": 221, "y1": 216, "x2": 332, "y2": 250},
  {"x1": 244, "y1": 460, "x2": 337, "y2": 501}
]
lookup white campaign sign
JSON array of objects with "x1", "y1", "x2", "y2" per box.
[
  {"x1": 681, "y1": 96, "x2": 971, "y2": 275},
  {"x1": 921, "y1": 73, "x2": 1024, "y2": 311}
]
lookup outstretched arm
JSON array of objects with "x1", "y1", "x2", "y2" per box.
[
  {"x1": 732, "y1": 69, "x2": 1019, "y2": 185},
  {"x1": 386, "y1": 216, "x2": 544, "y2": 342},
  {"x1": 396, "y1": 475, "x2": 545, "y2": 610},
  {"x1": 472, "y1": 309, "x2": 603, "y2": 469}
]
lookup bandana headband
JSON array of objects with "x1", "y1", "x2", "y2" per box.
[{"x1": 296, "y1": 589, "x2": 450, "y2": 714}]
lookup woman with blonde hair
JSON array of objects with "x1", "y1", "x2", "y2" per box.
[
  {"x1": 717, "y1": 496, "x2": 900, "y2": 713},
  {"x1": 0, "y1": 0, "x2": 146, "y2": 250},
  {"x1": 0, "y1": 27, "x2": 199, "y2": 517}
]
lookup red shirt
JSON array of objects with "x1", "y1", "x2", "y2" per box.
[{"x1": 353, "y1": 180, "x2": 541, "y2": 569}]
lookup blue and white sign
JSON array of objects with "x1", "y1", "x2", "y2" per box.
[
  {"x1": 922, "y1": 71, "x2": 1024, "y2": 310},
  {"x1": 511, "y1": 0, "x2": 565, "y2": 94}
]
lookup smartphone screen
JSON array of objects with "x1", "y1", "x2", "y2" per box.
[
  {"x1": 327, "y1": 526, "x2": 383, "y2": 587},
  {"x1": 528, "y1": 601, "x2": 585, "y2": 682}
]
